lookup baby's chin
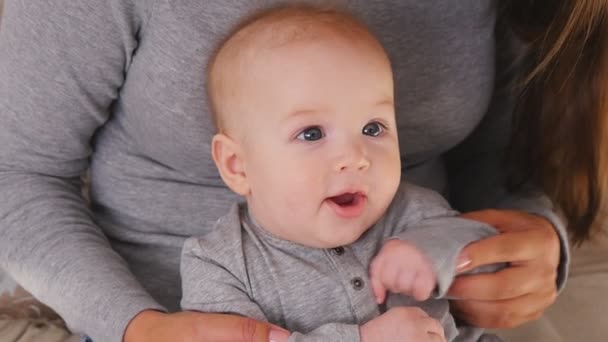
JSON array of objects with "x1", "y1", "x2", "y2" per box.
[
  {"x1": 309, "y1": 225, "x2": 372, "y2": 249},
  {"x1": 309, "y1": 212, "x2": 388, "y2": 248}
]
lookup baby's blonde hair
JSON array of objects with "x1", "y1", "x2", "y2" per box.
[{"x1": 207, "y1": 4, "x2": 387, "y2": 133}]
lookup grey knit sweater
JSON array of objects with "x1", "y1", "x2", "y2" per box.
[{"x1": 0, "y1": 1, "x2": 568, "y2": 341}]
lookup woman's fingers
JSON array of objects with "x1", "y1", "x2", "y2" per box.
[
  {"x1": 457, "y1": 211, "x2": 560, "y2": 272},
  {"x1": 450, "y1": 288, "x2": 557, "y2": 328},
  {"x1": 450, "y1": 209, "x2": 562, "y2": 329},
  {"x1": 456, "y1": 209, "x2": 560, "y2": 283},
  {"x1": 213, "y1": 314, "x2": 283, "y2": 342},
  {"x1": 203, "y1": 314, "x2": 291, "y2": 342},
  {"x1": 124, "y1": 310, "x2": 290, "y2": 342},
  {"x1": 449, "y1": 265, "x2": 554, "y2": 301},
  {"x1": 456, "y1": 232, "x2": 535, "y2": 273},
  {"x1": 460, "y1": 209, "x2": 539, "y2": 232}
]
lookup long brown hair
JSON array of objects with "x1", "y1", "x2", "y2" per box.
[{"x1": 501, "y1": 0, "x2": 608, "y2": 244}]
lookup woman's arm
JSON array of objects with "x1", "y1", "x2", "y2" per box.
[
  {"x1": 0, "y1": 1, "x2": 164, "y2": 340},
  {"x1": 442, "y1": 31, "x2": 567, "y2": 328}
]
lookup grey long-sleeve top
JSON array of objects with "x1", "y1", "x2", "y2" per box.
[
  {"x1": 0, "y1": 1, "x2": 569, "y2": 341},
  {"x1": 181, "y1": 183, "x2": 501, "y2": 342}
]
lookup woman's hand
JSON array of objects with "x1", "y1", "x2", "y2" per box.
[
  {"x1": 124, "y1": 310, "x2": 290, "y2": 342},
  {"x1": 448, "y1": 209, "x2": 561, "y2": 328}
]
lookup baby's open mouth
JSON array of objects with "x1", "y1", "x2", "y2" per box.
[
  {"x1": 329, "y1": 192, "x2": 360, "y2": 206},
  {"x1": 326, "y1": 192, "x2": 367, "y2": 218}
]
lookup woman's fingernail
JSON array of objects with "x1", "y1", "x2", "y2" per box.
[
  {"x1": 456, "y1": 253, "x2": 472, "y2": 271},
  {"x1": 270, "y1": 329, "x2": 290, "y2": 342}
]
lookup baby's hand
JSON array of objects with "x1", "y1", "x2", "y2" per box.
[
  {"x1": 370, "y1": 239, "x2": 436, "y2": 303},
  {"x1": 360, "y1": 307, "x2": 445, "y2": 342}
]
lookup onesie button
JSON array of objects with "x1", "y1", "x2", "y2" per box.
[
  {"x1": 351, "y1": 277, "x2": 364, "y2": 290},
  {"x1": 332, "y1": 247, "x2": 345, "y2": 255}
]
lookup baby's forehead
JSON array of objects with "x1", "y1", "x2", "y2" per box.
[
  {"x1": 215, "y1": 7, "x2": 377, "y2": 70},
  {"x1": 209, "y1": 6, "x2": 387, "y2": 133}
]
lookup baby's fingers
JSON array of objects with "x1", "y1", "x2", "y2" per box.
[
  {"x1": 424, "y1": 317, "x2": 446, "y2": 341},
  {"x1": 370, "y1": 269, "x2": 387, "y2": 303},
  {"x1": 411, "y1": 269, "x2": 436, "y2": 301},
  {"x1": 369, "y1": 258, "x2": 387, "y2": 303},
  {"x1": 429, "y1": 333, "x2": 447, "y2": 342}
]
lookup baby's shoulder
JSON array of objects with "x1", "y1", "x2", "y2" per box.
[
  {"x1": 182, "y1": 203, "x2": 248, "y2": 265},
  {"x1": 393, "y1": 182, "x2": 450, "y2": 206},
  {"x1": 385, "y1": 182, "x2": 454, "y2": 219}
]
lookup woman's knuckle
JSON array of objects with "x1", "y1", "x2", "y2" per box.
[
  {"x1": 538, "y1": 225, "x2": 559, "y2": 249},
  {"x1": 535, "y1": 267, "x2": 557, "y2": 288},
  {"x1": 496, "y1": 243, "x2": 513, "y2": 260},
  {"x1": 498, "y1": 318, "x2": 516, "y2": 329},
  {"x1": 494, "y1": 284, "x2": 514, "y2": 298},
  {"x1": 495, "y1": 309, "x2": 519, "y2": 328},
  {"x1": 545, "y1": 270, "x2": 558, "y2": 285},
  {"x1": 240, "y1": 317, "x2": 258, "y2": 342},
  {"x1": 538, "y1": 224, "x2": 554, "y2": 238},
  {"x1": 546, "y1": 288, "x2": 558, "y2": 304},
  {"x1": 493, "y1": 281, "x2": 517, "y2": 299},
  {"x1": 188, "y1": 319, "x2": 206, "y2": 340},
  {"x1": 531, "y1": 311, "x2": 544, "y2": 321}
]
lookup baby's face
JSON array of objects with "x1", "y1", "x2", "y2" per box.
[{"x1": 233, "y1": 36, "x2": 401, "y2": 248}]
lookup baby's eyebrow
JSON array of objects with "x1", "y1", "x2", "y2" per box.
[
  {"x1": 287, "y1": 109, "x2": 320, "y2": 118},
  {"x1": 281, "y1": 98, "x2": 393, "y2": 125},
  {"x1": 374, "y1": 98, "x2": 394, "y2": 107},
  {"x1": 281, "y1": 108, "x2": 322, "y2": 125}
]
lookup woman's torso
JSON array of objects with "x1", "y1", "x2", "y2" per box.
[{"x1": 89, "y1": 0, "x2": 496, "y2": 309}]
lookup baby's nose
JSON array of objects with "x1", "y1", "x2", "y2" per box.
[{"x1": 334, "y1": 144, "x2": 370, "y2": 172}]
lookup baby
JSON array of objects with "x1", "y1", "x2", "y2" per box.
[{"x1": 181, "y1": 5, "x2": 501, "y2": 342}]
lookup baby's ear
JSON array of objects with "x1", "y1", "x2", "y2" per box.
[{"x1": 211, "y1": 133, "x2": 250, "y2": 196}]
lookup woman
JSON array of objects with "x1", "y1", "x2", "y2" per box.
[
  {"x1": 0, "y1": 1, "x2": 604, "y2": 341},
  {"x1": 487, "y1": 2, "x2": 608, "y2": 340}
]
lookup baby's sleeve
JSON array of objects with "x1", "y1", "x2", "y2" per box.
[
  {"x1": 180, "y1": 237, "x2": 267, "y2": 321},
  {"x1": 379, "y1": 183, "x2": 499, "y2": 297}
]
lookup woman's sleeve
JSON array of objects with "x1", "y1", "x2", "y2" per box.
[
  {"x1": 0, "y1": 1, "x2": 164, "y2": 341},
  {"x1": 443, "y1": 45, "x2": 569, "y2": 291}
]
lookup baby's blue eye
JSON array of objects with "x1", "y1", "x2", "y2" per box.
[
  {"x1": 297, "y1": 126, "x2": 324, "y2": 141},
  {"x1": 362, "y1": 122, "x2": 384, "y2": 137}
]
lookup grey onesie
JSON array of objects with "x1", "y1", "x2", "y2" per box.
[{"x1": 181, "y1": 183, "x2": 502, "y2": 341}]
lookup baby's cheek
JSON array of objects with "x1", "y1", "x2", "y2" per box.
[
  {"x1": 269, "y1": 158, "x2": 324, "y2": 210},
  {"x1": 282, "y1": 184, "x2": 313, "y2": 209},
  {"x1": 281, "y1": 176, "x2": 320, "y2": 211}
]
